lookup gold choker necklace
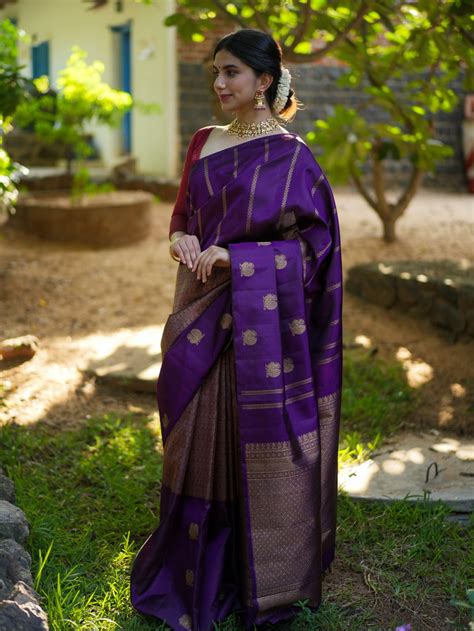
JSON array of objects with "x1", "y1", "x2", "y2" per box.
[{"x1": 227, "y1": 117, "x2": 280, "y2": 139}]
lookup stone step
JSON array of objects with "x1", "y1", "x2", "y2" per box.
[{"x1": 338, "y1": 431, "x2": 474, "y2": 512}]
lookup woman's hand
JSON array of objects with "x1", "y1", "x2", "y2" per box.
[
  {"x1": 192, "y1": 245, "x2": 230, "y2": 282},
  {"x1": 170, "y1": 233, "x2": 201, "y2": 269}
]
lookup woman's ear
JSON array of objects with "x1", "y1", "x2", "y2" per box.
[{"x1": 258, "y1": 72, "x2": 273, "y2": 93}]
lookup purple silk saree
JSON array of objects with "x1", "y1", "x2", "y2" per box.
[{"x1": 130, "y1": 132, "x2": 343, "y2": 631}]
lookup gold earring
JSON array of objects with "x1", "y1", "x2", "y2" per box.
[{"x1": 254, "y1": 90, "x2": 266, "y2": 110}]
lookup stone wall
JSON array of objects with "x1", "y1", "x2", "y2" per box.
[
  {"x1": 0, "y1": 467, "x2": 49, "y2": 629},
  {"x1": 346, "y1": 260, "x2": 474, "y2": 341}
]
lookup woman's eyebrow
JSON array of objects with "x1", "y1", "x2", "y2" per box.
[{"x1": 212, "y1": 64, "x2": 239, "y2": 70}]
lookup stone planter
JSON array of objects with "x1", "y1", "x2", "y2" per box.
[{"x1": 8, "y1": 190, "x2": 154, "y2": 247}]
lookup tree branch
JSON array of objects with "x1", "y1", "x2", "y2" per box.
[
  {"x1": 372, "y1": 146, "x2": 390, "y2": 219},
  {"x1": 281, "y1": 1, "x2": 368, "y2": 63},
  {"x1": 210, "y1": 0, "x2": 250, "y2": 29},
  {"x1": 350, "y1": 167, "x2": 378, "y2": 212},
  {"x1": 245, "y1": 0, "x2": 271, "y2": 33},
  {"x1": 393, "y1": 166, "x2": 424, "y2": 217},
  {"x1": 292, "y1": 0, "x2": 312, "y2": 49}
]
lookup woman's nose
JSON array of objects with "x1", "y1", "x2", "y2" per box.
[{"x1": 214, "y1": 76, "x2": 225, "y2": 89}]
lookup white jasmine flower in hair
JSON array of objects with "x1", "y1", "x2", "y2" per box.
[{"x1": 273, "y1": 66, "x2": 292, "y2": 114}]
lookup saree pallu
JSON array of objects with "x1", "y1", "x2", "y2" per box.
[{"x1": 130, "y1": 132, "x2": 343, "y2": 631}]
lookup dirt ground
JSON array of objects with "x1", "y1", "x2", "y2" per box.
[{"x1": 0, "y1": 188, "x2": 473, "y2": 434}]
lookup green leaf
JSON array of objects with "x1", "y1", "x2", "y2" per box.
[
  {"x1": 225, "y1": 3, "x2": 238, "y2": 16},
  {"x1": 163, "y1": 13, "x2": 182, "y2": 26},
  {"x1": 241, "y1": 7, "x2": 254, "y2": 18},
  {"x1": 294, "y1": 41, "x2": 312, "y2": 54}
]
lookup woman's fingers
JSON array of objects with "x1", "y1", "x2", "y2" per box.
[
  {"x1": 205, "y1": 259, "x2": 214, "y2": 281},
  {"x1": 196, "y1": 251, "x2": 213, "y2": 282},
  {"x1": 192, "y1": 247, "x2": 205, "y2": 274},
  {"x1": 170, "y1": 242, "x2": 185, "y2": 264},
  {"x1": 178, "y1": 243, "x2": 191, "y2": 267},
  {"x1": 196, "y1": 253, "x2": 207, "y2": 281},
  {"x1": 190, "y1": 239, "x2": 201, "y2": 265},
  {"x1": 194, "y1": 246, "x2": 229, "y2": 282},
  {"x1": 177, "y1": 241, "x2": 194, "y2": 269},
  {"x1": 170, "y1": 235, "x2": 202, "y2": 268},
  {"x1": 193, "y1": 246, "x2": 230, "y2": 282},
  {"x1": 192, "y1": 250, "x2": 201, "y2": 276}
]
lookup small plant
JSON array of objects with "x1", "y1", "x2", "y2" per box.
[
  {"x1": 70, "y1": 167, "x2": 116, "y2": 204},
  {"x1": 0, "y1": 19, "x2": 32, "y2": 213},
  {"x1": 0, "y1": 135, "x2": 28, "y2": 214},
  {"x1": 338, "y1": 430, "x2": 383, "y2": 465},
  {"x1": 14, "y1": 46, "x2": 133, "y2": 200}
]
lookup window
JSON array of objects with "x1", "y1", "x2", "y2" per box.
[{"x1": 32, "y1": 41, "x2": 50, "y2": 78}]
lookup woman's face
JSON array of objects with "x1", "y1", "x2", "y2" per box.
[{"x1": 212, "y1": 49, "x2": 271, "y2": 115}]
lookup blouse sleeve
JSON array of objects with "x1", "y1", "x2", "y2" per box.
[
  {"x1": 169, "y1": 127, "x2": 213, "y2": 239},
  {"x1": 169, "y1": 132, "x2": 198, "y2": 239}
]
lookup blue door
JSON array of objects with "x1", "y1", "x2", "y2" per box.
[
  {"x1": 111, "y1": 23, "x2": 132, "y2": 154},
  {"x1": 32, "y1": 41, "x2": 50, "y2": 79}
]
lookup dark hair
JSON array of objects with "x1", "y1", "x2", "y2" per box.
[{"x1": 213, "y1": 29, "x2": 300, "y2": 122}]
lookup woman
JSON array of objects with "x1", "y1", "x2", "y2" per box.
[{"x1": 130, "y1": 28, "x2": 343, "y2": 631}]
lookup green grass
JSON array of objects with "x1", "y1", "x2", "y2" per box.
[
  {"x1": 0, "y1": 413, "x2": 164, "y2": 630},
  {"x1": 339, "y1": 345, "x2": 416, "y2": 463},
  {"x1": 0, "y1": 349, "x2": 471, "y2": 630}
]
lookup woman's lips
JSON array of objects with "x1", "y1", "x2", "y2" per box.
[{"x1": 219, "y1": 95, "x2": 232, "y2": 101}]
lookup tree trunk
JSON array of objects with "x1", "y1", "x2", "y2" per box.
[
  {"x1": 351, "y1": 163, "x2": 424, "y2": 244},
  {"x1": 382, "y1": 215, "x2": 397, "y2": 243}
]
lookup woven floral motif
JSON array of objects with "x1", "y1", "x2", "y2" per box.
[
  {"x1": 289, "y1": 319, "x2": 306, "y2": 335},
  {"x1": 179, "y1": 614, "x2": 192, "y2": 630},
  {"x1": 263, "y1": 293, "x2": 278, "y2": 310},
  {"x1": 161, "y1": 413, "x2": 169, "y2": 428},
  {"x1": 187, "y1": 328, "x2": 205, "y2": 345},
  {"x1": 188, "y1": 522, "x2": 199, "y2": 540},
  {"x1": 220, "y1": 313, "x2": 233, "y2": 329},
  {"x1": 275, "y1": 254, "x2": 288, "y2": 270},
  {"x1": 257, "y1": 241, "x2": 271, "y2": 246},
  {"x1": 283, "y1": 357, "x2": 295, "y2": 373},
  {"x1": 243, "y1": 329, "x2": 258, "y2": 346},
  {"x1": 265, "y1": 362, "x2": 281, "y2": 378},
  {"x1": 240, "y1": 261, "x2": 255, "y2": 277},
  {"x1": 185, "y1": 569, "x2": 194, "y2": 586}
]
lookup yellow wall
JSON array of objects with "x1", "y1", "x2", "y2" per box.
[{"x1": 1, "y1": 0, "x2": 178, "y2": 177}]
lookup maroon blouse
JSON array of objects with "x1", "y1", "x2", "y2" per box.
[{"x1": 169, "y1": 126, "x2": 214, "y2": 239}]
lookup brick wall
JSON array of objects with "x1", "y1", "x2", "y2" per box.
[
  {"x1": 176, "y1": 31, "x2": 467, "y2": 190},
  {"x1": 177, "y1": 14, "x2": 233, "y2": 63}
]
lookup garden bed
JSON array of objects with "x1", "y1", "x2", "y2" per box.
[{"x1": 9, "y1": 190, "x2": 154, "y2": 247}]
